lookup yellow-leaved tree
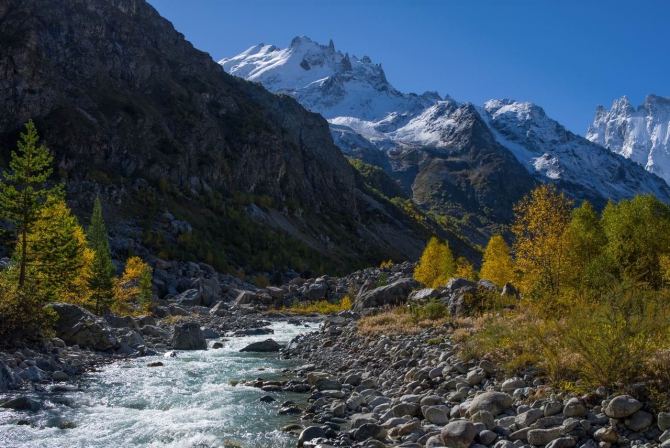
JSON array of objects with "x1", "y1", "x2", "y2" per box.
[
  {"x1": 454, "y1": 256, "x2": 477, "y2": 281},
  {"x1": 414, "y1": 237, "x2": 455, "y2": 288},
  {"x1": 480, "y1": 235, "x2": 515, "y2": 287},
  {"x1": 113, "y1": 256, "x2": 153, "y2": 315},
  {"x1": 512, "y1": 184, "x2": 572, "y2": 297}
]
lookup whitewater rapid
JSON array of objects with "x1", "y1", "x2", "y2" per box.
[{"x1": 0, "y1": 321, "x2": 314, "y2": 448}]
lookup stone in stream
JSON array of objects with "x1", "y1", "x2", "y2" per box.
[
  {"x1": 52, "y1": 371, "x2": 70, "y2": 382},
  {"x1": 0, "y1": 396, "x2": 41, "y2": 411},
  {"x1": 239, "y1": 339, "x2": 280, "y2": 352},
  {"x1": 259, "y1": 395, "x2": 276, "y2": 403},
  {"x1": 212, "y1": 342, "x2": 224, "y2": 349},
  {"x1": 298, "y1": 426, "x2": 328, "y2": 447},
  {"x1": 172, "y1": 322, "x2": 207, "y2": 350},
  {"x1": 147, "y1": 362, "x2": 163, "y2": 367}
]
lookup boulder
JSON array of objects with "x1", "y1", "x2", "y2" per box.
[
  {"x1": 0, "y1": 396, "x2": 41, "y2": 411},
  {"x1": 200, "y1": 327, "x2": 219, "y2": 339},
  {"x1": 468, "y1": 391, "x2": 514, "y2": 417},
  {"x1": 441, "y1": 420, "x2": 478, "y2": 448},
  {"x1": 209, "y1": 301, "x2": 230, "y2": 317},
  {"x1": 441, "y1": 277, "x2": 478, "y2": 316},
  {"x1": 172, "y1": 322, "x2": 207, "y2": 350},
  {"x1": 200, "y1": 277, "x2": 221, "y2": 306},
  {"x1": 266, "y1": 286, "x2": 285, "y2": 300},
  {"x1": 303, "y1": 282, "x2": 327, "y2": 301},
  {"x1": 353, "y1": 278, "x2": 418, "y2": 311},
  {"x1": 298, "y1": 426, "x2": 327, "y2": 447},
  {"x1": 173, "y1": 288, "x2": 202, "y2": 307},
  {"x1": 0, "y1": 360, "x2": 21, "y2": 392},
  {"x1": 234, "y1": 291, "x2": 258, "y2": 305},
  {"x1": 605, "y1": 395, "x2": 643, "y2": 418},
  {"x1": 408, "y1": 288, "x2": 439, "y2": 303},
  {"x1": 239, "y1": 339, "x2": 280, "y2": 352},
  {"x1": 48, "y1": 302, "x2": 118, "y2": 350},
  {"x1": 118, "y1": 329, "x2": 145, "y2": 348},
  {"x1": 141, "y1": 325, "x2": 168, "y2": 339},
  {"x1": 105, "y1": 314, "x2": 140, "y2": 332}
]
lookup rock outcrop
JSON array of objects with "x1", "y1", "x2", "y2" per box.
[{"x1": 49, "y1": 303, "x2": 118, "y2": 351}]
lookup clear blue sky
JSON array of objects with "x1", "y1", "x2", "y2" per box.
[{"x1": 147, "y1": 0, "x2": 670, "y2": 135}]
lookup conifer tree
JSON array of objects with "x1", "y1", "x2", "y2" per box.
[
  {"x1": 414, "y1": 237, "x2": 456, "y2": 288},
  {"x1": 480, "y1": 235, "x2": 515, "y2": 287},
  {"x1": 87, "y1": 197, "x2": 115, "y2": 315},
  {"x1": 454, "y1": 257, "x2": 477, "y2": 281},
  {"x1": 0, "y1": 120, "x2": 62, "y2": 287},
  {"x1": 27, "y1": 196, "x2": 87, "y2": 301}
]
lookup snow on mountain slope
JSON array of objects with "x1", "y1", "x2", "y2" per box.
[
  {"x1": 221, "y1": 36, "x2": 670, "y2": 208},
  {"x1": 220, "y1": 36, "x2": 439, "y2": 123},
  {"x1": 481, "y1": 100, "x2": 670, "y2": 204},
  {"x1": 587, "y1": 94, "x2": 670, "y2": 186}
]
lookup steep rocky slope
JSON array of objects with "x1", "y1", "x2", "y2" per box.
[
  {"x1": 0, "y1": 0, "x2": 445, "y2": 274},
  {"x1": 587, "y1": 94, "x2": 670, "y2": 186}
]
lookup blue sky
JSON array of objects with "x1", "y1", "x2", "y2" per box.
[{"x1": 147, "y1": 0, "x2": 670, "y2": 135}]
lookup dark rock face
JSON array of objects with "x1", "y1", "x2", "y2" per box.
[
  {"x1": 239, "y1": 339, "x2": 280, "y2": 352},
  {"x1": 353, "y1": 278, "x2": 419, "y2": 311},
  {"x1": 0, "y1": 0, "x2": 430, "y2": 270},
  {"x1": 172, "y1": 322, "x2": 207, "y2": 350},
  {"x1": 0, "y1": 0, "x2": 355, "y2": 214},
  {"x1": 48, "y1": 302, "x2": 118, "y2": 350}
]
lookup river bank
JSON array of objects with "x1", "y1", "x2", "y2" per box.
[{"x1": 278, "y1": 311, "x2": 670, "y2": 448}]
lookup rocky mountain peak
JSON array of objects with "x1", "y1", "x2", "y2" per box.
[{"x1": 586, "y1": 94, "x2": 670, "y2": 186}]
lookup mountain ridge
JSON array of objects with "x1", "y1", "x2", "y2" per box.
[{"x1": 221, "y1": 37, "x2": 670, "y2": 222}]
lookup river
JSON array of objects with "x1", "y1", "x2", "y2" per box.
[{"x1": 0, "y1": 321, "x2": 314, "y2": 448}]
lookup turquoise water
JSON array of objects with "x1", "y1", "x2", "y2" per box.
[{"x1": 0, "y1": 321, "x2": 313, "y2": 448}]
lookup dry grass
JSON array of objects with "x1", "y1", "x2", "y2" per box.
[
  {"x1": 276, "y1": 296, "x2": 352, "y2": 315},
  {"x1": 358, "y1": 306, "x2": 451, "y2": 336}
]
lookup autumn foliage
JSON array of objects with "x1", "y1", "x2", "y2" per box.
[
  {"x1": 0, "y1": 121, "x2": 154, "y2": 337},
  {"x1": 413, "y1": 237, "x2": 455, "y2": 288}
]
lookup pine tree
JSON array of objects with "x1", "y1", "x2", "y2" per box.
[
  {"x1": 0, "y1": 120, "x2": 62, "y2": 287},
  {"x1": 27, "y1": 196, "x2": 87, "y2": 301},
  {"x1": 480, "y1": 235, "x2": 516, "y2": 287},
  {"x1": 87, "y1": 197, "x2": 115, "y2": 315},
  {"x1": 414, "y1": 237, "x2": 456, "y2": 288},
  {"x1": 454, "y1": 257, "x2": 477, "y2": 281},
  {"x1": 113, "y1": 256, "x2": 152, "y2": 314}
]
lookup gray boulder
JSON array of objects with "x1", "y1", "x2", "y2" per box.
[
  {"x1": 303, "y1": 283, "x2": 327, "y2": 301},
  {"x1": 605, "y1": 395, "x2": 643, "y2": 418},
  {"x1": 298, "y1": 426, "x2": 327, "y2": 447},
  {"x1": 239, "y1": 339, "x2": 280, "y2": 352},
  {"x1": 174, "y1": 288, "x2": 202, "y2": 307},
  {"x1": 408, "y1": 288, "x2": 439, "y2": 303},
  {"x1": 200, "y1": 327, "x2": 219, "y2": 339},
  {"x1": 105, "y1": 314, "x2": 141, "y2": 332},
  {"x1": 118, "y1": 329, "x2": 145, "y2": 348},
  {"x1": 172, "y1": 322, "x2": 207, "y2": 350},
  {"x1": 0, "y1": 360, "x2": 21, "y2": 392},
  {"x1": 501, "y1": 282, "x2": 520, "y2": 300},
  {"x1": 200, "y1": 277, "x2": 221, "y2": 306},
  {"x1": 353, "y1": 278, "x2": 418, "y2": 311},
  {"x1": 441, "y1": 278, "x2": 478, "y2": 316},
  {"x1": 441, "y1": 420, "x2": 478, "y2": 448},
  {"x1": 468, "y1": 391, "x2": 514, "y2": 417},
  {"x1": 48, "y1": 302, "x2": 118, "y2": 350},
  {"x1": 234, "y1": 291, "x2": 258, "y2": 305}
]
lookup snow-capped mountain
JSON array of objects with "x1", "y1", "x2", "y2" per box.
[
  {"x1": 220, "y1": 37, "x2": 670, "y2": 216},
  {"x1": 587, "y1": 94, "x2": 670, "y2": 186}
]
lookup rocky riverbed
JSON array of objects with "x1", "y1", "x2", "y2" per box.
[{"x1": 273, "y1": 311, "x2": 670, "y2": 448}]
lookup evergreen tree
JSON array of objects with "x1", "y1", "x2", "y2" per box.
[
  {"x1": 27, "y1": 196, "x2": 87, "y2": 301},
  {"x1": 87, "y1": 197, "x2": 115, "y2": 315},
  {"x1": 454, "y1": 256, "x2": 477, "y2": 281},
  {"x1": 0, "y1": 120, "x2": 62, "y2": 287},
  {"x1": 480, "y1": 235, "x2": 515, "y2": 287},
  {"x1": 414, "y1": 237, "x2": 455, "y2": 288}
]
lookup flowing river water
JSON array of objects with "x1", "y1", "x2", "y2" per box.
[{"x1": 0, "y1": 321, "x2": 314, "y2": 448}]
